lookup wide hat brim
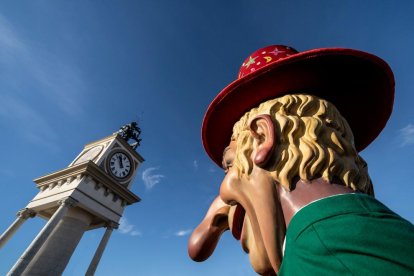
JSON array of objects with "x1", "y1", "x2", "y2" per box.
[{"x1": 202, "y1": 47, "x2": 395, "y2": 167}]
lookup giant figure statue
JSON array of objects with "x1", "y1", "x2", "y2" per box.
[{"x1": 188, "y1": 45, "x2": 414, "y2": 275}]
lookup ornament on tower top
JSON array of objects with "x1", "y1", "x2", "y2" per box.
[{"x1": 116, "y1": 122, "x2": 142, "y2": 150}]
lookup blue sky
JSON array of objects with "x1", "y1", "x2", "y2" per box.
[{"x1": 0, "y1": 1, "x2": 413, "y2": 275}]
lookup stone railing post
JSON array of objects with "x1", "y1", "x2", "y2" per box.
[
  {"x1": 8, "y1": 197, "x2": 78, "y2": 276},
  {"x1": 0, "y1": 208, "x2": 36, "y2": 249},
  {"x1": 85, "y1": 221, "x2": 119, "y2": 276}
]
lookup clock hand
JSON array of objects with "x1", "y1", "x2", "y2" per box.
[{"x1": 118, "y1": 155, "x2": 124, "y2": 168}]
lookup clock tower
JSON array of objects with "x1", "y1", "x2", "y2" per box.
[{"x1": 0, "y1": 123, "x2": 144, "y2": 276}]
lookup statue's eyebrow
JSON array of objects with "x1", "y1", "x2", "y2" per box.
[{"x1": 223, "y1": 146, "x2": 232, "y2": 157}]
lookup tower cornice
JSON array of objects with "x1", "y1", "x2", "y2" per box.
[{"x1": 33, "y1": 161, "x2": 140, "y2": 205}]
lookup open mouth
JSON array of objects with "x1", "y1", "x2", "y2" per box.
[{"x1": 231, "y1": 204, "x2": 246, "y2": 240}]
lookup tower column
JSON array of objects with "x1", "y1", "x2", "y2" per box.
[
  {"x1": 85, "y1": 221, "x2": 118, "y2": 276},
  {"x1": 0, "y1": 208, "x2": 36, "y2": 249},
  {"x1": 8, "y1": 197, "x2": 78, "y2": 276}
]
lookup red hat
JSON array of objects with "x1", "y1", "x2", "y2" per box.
[{"x1": 202, "y1": 45, "x2": 395, "y2": 167}]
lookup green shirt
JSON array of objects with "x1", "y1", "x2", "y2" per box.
[{"x1": 279, "y1": 193, "x2": 414, "y2": 275}]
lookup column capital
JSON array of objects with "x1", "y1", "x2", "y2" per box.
[
  {"x1": 106, "y1": 221, "x2": 119, "y2": 230},
  {"x1": 16, "y1": 208, "x2": 36, "y2": 219},
  {"x1": 58, "y1": 197, "x2": 78, "y2": 208}
]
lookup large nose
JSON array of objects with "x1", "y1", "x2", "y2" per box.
[
  {"x1": 219, "y1": 170, "x2": 241, "y2": 206},
  {"x1": 188, "y1": 196, "x2": 230, "y2": 261}
]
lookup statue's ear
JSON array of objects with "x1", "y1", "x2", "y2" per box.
[{"x1": 249, "y1": 114, "x2": 276, "y2": 168}]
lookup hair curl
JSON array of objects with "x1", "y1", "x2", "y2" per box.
[{"x1": 231, "y1": 94, "x2": 373, "y2": 195}]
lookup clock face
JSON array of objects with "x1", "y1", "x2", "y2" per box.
[
  {"x1": 74, "y1": 145, "x2": 103, "y2": 165},
  {"x1": 108, "y1": 152, "x2": 132, "y2": 179}
]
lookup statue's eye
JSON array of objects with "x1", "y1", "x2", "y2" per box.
[{"x1": 224, "y1": 163, "x2": 233, "y2": 174}]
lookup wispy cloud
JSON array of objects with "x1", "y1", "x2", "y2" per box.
[
  {"x1": 0, "y1": 93, "x2": 58, "y2": 149},
  {"x1": 130, "y1": 230, "x2": 142, "y2": 236},
  {"x1": 118, "y1": 217, "x2": 142, "y2": 237},
  {"x1": 0, "y1": 14, "x2": 85, "y2": 116},
  {"x1": 174, "y1": 229, "x2": 192, "y2": 237},
  {"x1": 0, "y1": 13, "x2": 86, "y2": 150},
  {"x1": 193, "y1": 160, "x2": 198, "y2": 170},
  {"x1": 0, "y1": 15, "x2": 25, "y2": 57},
  {"x1": 142, "y1": 167, "x2": 165, "y2": 190},
  {"x1": 399, "y1": 124, "x2": 414, "y2": 146}
]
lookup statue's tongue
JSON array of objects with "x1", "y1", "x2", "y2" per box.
[{"x1": 188, "y1": 196, "x2": 230, "y2": 261}]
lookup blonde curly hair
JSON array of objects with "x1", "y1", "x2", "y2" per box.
[{"x1": 231, "y1": 94, "x2": 373, "y2": 195}]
